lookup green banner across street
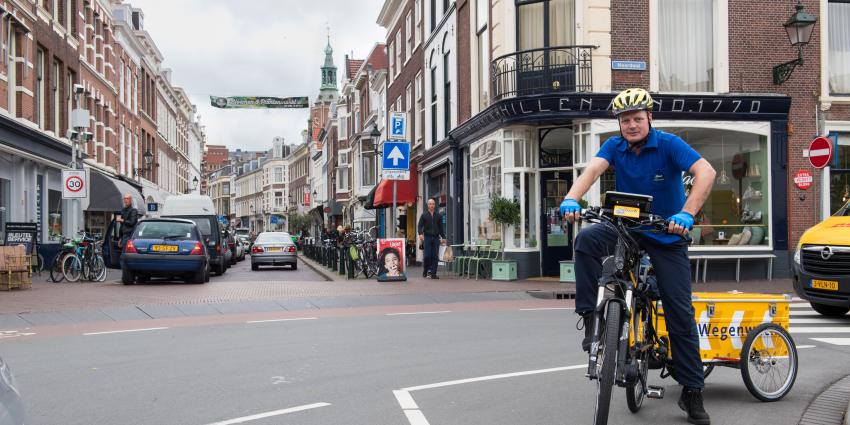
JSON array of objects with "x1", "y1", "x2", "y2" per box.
[{"x1": 209, "y1": 96, "x2": 309, "y2": 109}]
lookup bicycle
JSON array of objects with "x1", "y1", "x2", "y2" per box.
[
  {"x1": 61, "y1": 233, "x2": 106, "y2": 282},
  {"x1": 345, "y1": 229, "x2": 378, "y2": 279},
  {"x1": 580, "y1": 196, "x2": 797, "y2": 425}
]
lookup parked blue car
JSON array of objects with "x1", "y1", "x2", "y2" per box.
[{"x1": 108, "y1": 218, "x2": 210, "y2": 285}]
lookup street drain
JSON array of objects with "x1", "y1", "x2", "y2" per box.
[{"x1": 526, "y1": 290, "x2": 576, "y2": 300}]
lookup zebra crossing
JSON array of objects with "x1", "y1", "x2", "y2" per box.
[{"x1": 788, "y1": 299, "x2": 850, "y2": 347}]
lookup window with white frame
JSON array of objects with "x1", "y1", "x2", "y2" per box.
[
  {"x1": 275, "y1": 192, "x2": 284, "y2": 208},
  {"x1": 829, "y1": 0, "x2": 850, "y2": 94},
  {"x1": 337, "y1": 166, "x2": 350, "y2": 192},
  {"x1": 406, "y1": 11, "x2": 413, "y2": 62},
  {"x1": 415, "y1": 71, "x2": 424, "y2": 147},
  {"x1": 53, "y1": 61, "x2": 60, "y2": 133},
  {"x1": 388, "y1": 42, "x2": 395, "y2": 84},
  {"x1": 361, "y1": 139, "x2": 376, "y2": 186},
  {"x1": 339, "y1": 149, "x2": 350, "y2": 166},
  {"x1": 477, "y1": 0, "x2": 489, "y2": 110},
  {"x1": 395, "y1": 31, "x2": 403, "y2": 76},
  {"x1": 503, "y1": 129, "x2": 538, "y2": 249},
  {"x1": 340, "y1": 114, "x2": 348, "y2": 139},
  {"x1": 275, "y1": 167, "x2": 283, "y2": 183},
  {"x1": 36, "y1": 48, "x2": 46, "y2": 128},
  {"x1": 573, "y1": 122, "x2": 590, "y2": 165},
  {"x1": 415, "y1": 0, "x2": 423, "y2": 47},
  {"x1": 658, "y1": 0, "x2": 714, "y2": 92},
  {"x1": 430, "y1": 55, "x2": 438, "y2": 146},
  {"x1": 469, "y1": 138, "x2": 502, "y2": 243},
  {"x1": 406, "y1": 82, "x2": 413, "y2": 143}
]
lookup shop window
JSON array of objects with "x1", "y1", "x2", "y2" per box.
[
  {"x1": 829, "y1": 0, "x2": 850, "y2": 94},
  {"x1": 503, "y1": 172, "x2": 538, "y2": 248},
  {"x1": 48, "y1": 189, "x2": 62, "y2": 242},
  {"x1": 470, "y1": 139, "x2": 502, "y2": 243},
  {"x1": 658, "y1": 0, "x2": 714, "y2": 92},
  {"x1": 0, "y1": 178, "x2": 9, "y2": 241},
  {"x1": 504, "y1": 130, "x2": 534, "y2": 168},
  {"x1": 599, "y1": 126, "x2": 770, "y2": 248},
  {"x1": 539, "y1": 127, "x2": 573, "y2": 168},
  {"x1": 830, "y1": 132, "x2": 850, "y2": 213}
]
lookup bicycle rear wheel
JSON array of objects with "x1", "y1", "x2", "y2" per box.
[
  {"x1": 62, "y1": 255, "x2": 82, "y2": 282},
  {"x1": 593, "y1": 302, "x2": 622, "y2": 425},
  {"x1": 49, "y1": 253, "x2": 66, "y2": 283},
  {"x1": 741, "y1": 323, "x2": 797, "y2": 402}
]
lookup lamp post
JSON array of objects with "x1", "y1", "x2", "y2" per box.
[
  {"x1": 134, "y1": 150, "x2": 155, "y2": 178},
  {"x1": 773, "y1": 0, "x2": 817, "y2": 85}
]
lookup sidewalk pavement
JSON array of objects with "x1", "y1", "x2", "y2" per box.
[{"x1": 0, "y1": 253, "x2": 794, "y2": 319}]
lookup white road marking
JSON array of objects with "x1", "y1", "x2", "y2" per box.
[
  {"x1": 790, "y1": 318, "x2": 850, "y2": 324},
  {"x1": 83, "y1": 327, "x2": 168, "y2": 336},
  {"x1": 246, "y1": 317, "x2": 317, "y2": 324},
  {"x1": 395, "y1": 364, "x2": 586, "y2": 425},
  {"x1": 204, "y1": 402, "x2": 331, "y2": 425},
  {"x1": 790, "y1": 327, "x2": 850, "y2": 334},
  {"x1": 796, "y1": 345, "x2": 817, "y2": 349},
  {"x1": 0, "y1": 330, "x2": 36, "y2": 339},
  {"x1": 386, "y1": 311, "x2": 451, "y2": 316},
  {"x1": 810, "y1": 338, "x2": 850, "y2": 346},
  {"x1": 790, "y1": 310, "x2": 822, "y2": 316},
  {"x1": 519, "y1": 307, "x2": 575, "y2": 311},
  {"x1": 403, "y1": 364, "x2": 586, "y2": 392},
  {"x1": 790, "y1": 303, "x2": 813, "y2": 308},
  {"x1": 393, "y1": 390, "x2": 419, "y2": 409},
  {"x1": 403, "y1": 409, "x2": 431, "y2": 425}
]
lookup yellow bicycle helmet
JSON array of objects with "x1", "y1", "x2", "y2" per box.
[{"x1": 611, "y1": 88, "x2": 654, "y2": 116}]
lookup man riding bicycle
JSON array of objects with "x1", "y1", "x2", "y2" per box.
[{"x1": 560, "y1": 88, "x2": 715, "y2": 425}]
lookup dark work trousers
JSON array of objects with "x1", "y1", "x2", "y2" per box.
[
  {"x1": 423, "y1": 235, "x2": 440, "y2": 276},
  {"x1": 574, "y1": 223, "x2": 704, "y2": 390}
]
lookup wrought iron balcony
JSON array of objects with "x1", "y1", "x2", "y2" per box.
[{"x1": 491, "y1": 45, "x2": 596, "y2": 102}]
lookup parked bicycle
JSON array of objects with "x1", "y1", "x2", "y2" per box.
[
  {"x1": 345, "y1": 227, "x2": 378, "y2": 279},
  {"x1": 60, "y1": 232, "x2": 106, "y2": 283}
]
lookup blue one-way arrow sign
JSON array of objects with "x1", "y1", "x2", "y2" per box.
[{"x1": 382, "y1": 141, "x2": 410, "y2": 171}]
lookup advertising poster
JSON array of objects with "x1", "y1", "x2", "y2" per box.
[
  {"x1": 376, "y1": 238, "x2": 406, "y2": 282},
  {"x1": 3, "y1": 222, "x2": 38, "y2": 255}
]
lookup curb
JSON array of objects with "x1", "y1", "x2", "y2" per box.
[
  {"x1": 799, "y1": 373, "x2": 850, "y2": 425},
  {"x1": 297, "y1": 254, "x2": 338, "y2": 282}
]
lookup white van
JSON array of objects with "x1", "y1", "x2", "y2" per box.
[{"x1": 161, "y1": 195, "x2": 230, "y2": 275}]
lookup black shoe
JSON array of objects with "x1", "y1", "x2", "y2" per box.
[
  {"x1": 423, "y1": 272, "x2": 427, "y2": 278},
  {"x1": 578, "y1": 313, "x2": 593, "y2": 352},
  {"x1": 678, "y1": 387, "x2": 710, "y2": 425},
  {"x1": 430, "y1": 274, "x2": 440, "y2": 279}
]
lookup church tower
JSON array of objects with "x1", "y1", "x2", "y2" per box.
[{"x1": 317, "y1": 33, "x2": 338, "y2": 103}]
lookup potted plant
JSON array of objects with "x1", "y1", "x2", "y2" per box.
[{"x1": 487, "y1": 196, "x2": 520, "y2": 280}]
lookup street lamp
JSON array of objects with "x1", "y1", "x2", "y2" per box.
[
  {"x1": 134, "y1": 149, "x2": 156, "y2": 177},
  {"x1": 773, "y1": 0, "x2": 817, "y2": 85},
  {"x1": 191, "y1": 176, "x2": 199, "y2": 191}
]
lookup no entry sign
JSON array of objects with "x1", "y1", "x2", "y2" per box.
[
  {"x1": 794, "y1": 169, "x2": 813, "y2": 190},
  {"x1": 62, "y1": 169, "x2": 88, "y2": 199},
  {"x1": 809, "y1": 137, "x2": 832, "y2": 169}
]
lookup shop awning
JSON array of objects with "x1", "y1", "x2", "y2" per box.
[
  {"x1": 363, "y1": 184, "x2": 379, "y2": 210},
  {"x1": 87, "y1": 170, "x2": 145, "y2": 213},
  {"x1": 373, "y1": 163, "x2": 418, "y2": 208},
  {"x1": 353, "y1": 207, "x2": 376, "y2": 223}
]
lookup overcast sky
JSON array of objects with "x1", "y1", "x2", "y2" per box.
[{"x1": 129, "y1": 0, "x2": 387, "y2": 151}]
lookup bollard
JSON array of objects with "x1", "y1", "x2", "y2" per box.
[
  {"x1": 331, "y1": 246, "x2": 338, "y2": 272},
  {"x1": 348, "y1": 254, "x2": 355, "y2": 279},
  {"x1": 338, "y1": 247, "x2": 346, "y2": 275}
]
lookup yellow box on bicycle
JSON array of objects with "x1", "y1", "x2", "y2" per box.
[{"x1": 655, "y1": 291, "x2": 791, "y2": 361}]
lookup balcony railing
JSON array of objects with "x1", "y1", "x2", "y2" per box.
[{"x1": 491, "y1": 45, "x2": 596, "y2": 102}]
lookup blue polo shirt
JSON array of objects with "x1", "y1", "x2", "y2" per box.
[{"x1": 596, "y1": 128, "x2": 701, "y2": 244}]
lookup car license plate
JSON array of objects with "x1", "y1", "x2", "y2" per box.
[
  {"x1": 613, "y1": 205, "x2": 640, "y2": 218},
  {"x1": 152, "y1": 245, "x2": 179, "y2": 253},
  {"x1": 267, "y1": 247, "x2": 282, "y2": 252},
  {"x1": 811, "y1": 279, "x2": 839, "y2": 291}
]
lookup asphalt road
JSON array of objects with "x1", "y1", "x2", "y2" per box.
[{"x1": 2, "y1": 302, "x2": 849, "y2": 425}]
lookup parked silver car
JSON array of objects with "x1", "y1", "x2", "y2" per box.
[
  {"x1": 0, "y1": 354, "x2": 27, "y2": 425},
  {"x1": 251, "y1": 232, "x2": 297, "y2": 270}
]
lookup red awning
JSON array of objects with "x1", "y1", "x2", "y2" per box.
[{"x1": 373, "y1": 163, "x2": 418, "y2": 208}]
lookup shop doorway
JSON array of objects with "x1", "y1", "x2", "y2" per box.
[{"x1": 540, "y1": 170, "x2": 573, "y2": 276}]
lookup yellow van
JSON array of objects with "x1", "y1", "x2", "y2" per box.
[{"x1": 792, "y1": 204, "x2": 850, "y2": 317}]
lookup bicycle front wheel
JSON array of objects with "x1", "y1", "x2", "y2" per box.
[
  {"x1": 593, "y1": 302, "x2": 622, "y2": 425},
  {"x1": 626, "y1": 309, "x2": 650, "y2": 413},
  {"x1": 49, "y1": 253, "x2": 66, "y2": 283},
  {"x1": 62, "y1": 255, "x2": 82, "y2": 282},
  {"x1": 90, "y1": 256, "x2": 106, "y2": 282}
]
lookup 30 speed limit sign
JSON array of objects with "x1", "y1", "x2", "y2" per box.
[{"x1": 62, "y1": 169, "x2": 89, "y2": 199}]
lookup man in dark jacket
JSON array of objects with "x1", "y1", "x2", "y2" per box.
[
  {"x1": 418, "y1": 198, "x2": 445, "y2": 278},
  {"x1": 116, "y1": 193, "x2": 139, "y2": 252}
]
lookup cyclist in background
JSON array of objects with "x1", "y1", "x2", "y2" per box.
[{"x1": 560, "y1": 88, "x2": 715, "y2": 425}]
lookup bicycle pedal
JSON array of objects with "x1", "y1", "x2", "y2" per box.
[{"x1": 646, "y1": 386, "x2": 664, "y2": 399}]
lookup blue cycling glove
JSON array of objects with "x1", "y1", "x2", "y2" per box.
[
  {"x1": 560, "y1": 198, "x2": 581, "y2": 217},
  {"x1": 668, "y1": 211, "x2": 695, "y2": 230}
]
